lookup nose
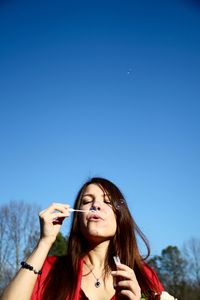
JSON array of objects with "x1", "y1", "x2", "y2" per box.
[{"x1": 90, "y1": 200, "x2": 101, "y2": 211}]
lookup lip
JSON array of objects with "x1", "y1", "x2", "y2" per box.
[{"x1": 87, "y1": 212, "x2": 104, "y2": 221}]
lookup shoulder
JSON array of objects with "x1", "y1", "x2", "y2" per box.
[{"x1": 143, "y1": 263, "x2": 164, "y2": 292}]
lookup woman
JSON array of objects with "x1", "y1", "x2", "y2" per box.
[{"x1": 1, "y1": 177, "x2": 163, "y2": 300}]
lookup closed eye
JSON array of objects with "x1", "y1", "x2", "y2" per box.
[
  {"x1": 104, "y1": 200, "x2": 112, "y2": 205},
  {"x1": 81, "y1": 199, "x2": 93, "y2": 205}
]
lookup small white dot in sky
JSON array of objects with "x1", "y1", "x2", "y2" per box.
[{"x1": 127, "y1": 68, "x2": 134, "y2": 76}]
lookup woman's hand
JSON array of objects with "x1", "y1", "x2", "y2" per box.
[
  {"x1": 111, "y1": 263, "x2": 141, "y2": 300},
  {"x1": 39, "y1": 203, "x2": 71, "y2": 245}
]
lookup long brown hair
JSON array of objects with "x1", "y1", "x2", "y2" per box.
[{"x1": 41, "y1": 177, "x2": 160, "y2": 299}]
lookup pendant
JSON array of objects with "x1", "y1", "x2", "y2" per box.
[{"x1": 95, "y1": 280, "x2": 101, "y2": 288}]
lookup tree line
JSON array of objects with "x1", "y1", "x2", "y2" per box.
[
  {"x1": 148, "y1": 242, "x2": 200, "y2": 299},
  {"x1": 0, "y1": 200, "x2": 199, "y2": 299}
]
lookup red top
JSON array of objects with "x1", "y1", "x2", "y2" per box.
[{"x1": 31, "y1": 256, "x2": 164, "y2": 300}]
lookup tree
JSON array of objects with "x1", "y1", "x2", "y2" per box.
[
  {"x1": 183, "y1": 238, "x2": 200, "y2": 286},
  {"x1": 0, "y1": 205, "x2": 13, "y2": 293},
  {"x1": 48, "y1": 232, "x2": 68, "y2": 256},
  {"x1": 4, "y1": 200, "x2": 40, "y2": 271},
  {"x1": 148, "y1": 246, "x2": 186, "y2": 298},
  {"x1": 0, "y1": 200, "x2": 40, "y2": 294},
  {"x1": 23, "y1": 230, "x2": 40, "y2": 259}
]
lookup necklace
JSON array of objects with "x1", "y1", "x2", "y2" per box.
[{"x1": 83, "y1": 261, "x2": 104, "y2": 288}]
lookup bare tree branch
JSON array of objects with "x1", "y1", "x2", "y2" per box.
[
  {"x1": 183, "y1": 237, "x2": 200, "y2": 285},
  {"x1": 0, "y1": 200, "x2": 40, "y2": 293}
]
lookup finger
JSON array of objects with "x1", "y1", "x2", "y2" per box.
[
  {"x1": 47, "y1": 203, "x2": 70, "y2": 213},
  {"x1": 52, "y1": 217, "x2": 65, "y2": 225},
  {"x1": 117, "y1": 280, "x2": 133, "y2": 289},
  {"x1": 119, "y1": 289, "x2": 138, "y2": 299},
  {"x1": 111, "y1": 270, "x2": 135, "y2": 281},
  {"x1": 115, "y1": 263, "x2": 134, "y2": 273},
  {"x1": 112, "y1": 263, "x2": 138, "y2": 280},
  {"x1": 52, "y1": 215, "x2": 69, "y2": 225},
  {"x1": 39, "y1": 203, "x2": 70, "y2": 216},
  {"x1": 116, "y1": 280, "x2": 141, "y2": 294},
  {"x1": 40, "y1": 213, "x2": 70, "y2": 226},
  {"x1": 51, "y1": 212, "x2": 70, "y2": 219}
]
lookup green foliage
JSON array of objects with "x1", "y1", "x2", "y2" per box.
[
  {"x1": 148, "y1": 245, "x2": 197, "y2": 300},
  {"x1": 160, "y1": 246, "x2": 186, "y2": 286},
  {"x1": 48, "y1": 232, "x2": 68, "y2": 256}
]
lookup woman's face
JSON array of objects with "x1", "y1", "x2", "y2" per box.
[{"x1": 78, "y1": 183, "x2": 117, "y2": 243}]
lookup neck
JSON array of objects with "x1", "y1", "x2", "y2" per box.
[{"x1": 84, "y1": 240, "x2": 110, "y2": 268}]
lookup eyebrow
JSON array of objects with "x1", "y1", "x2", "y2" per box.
[
  {"x1": 82, "y1": 194, "x2": 93, "y2": 198},
  {"x1": 82, "y1": 193, "x2": 110, "y2": 198}
]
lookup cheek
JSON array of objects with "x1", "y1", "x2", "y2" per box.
[
  {"x1": 106, "y1": 212, "x2": 117, "y2": 232},
  {"x1": 112, "y1": 219, "x2": 117, "y2": 232}
]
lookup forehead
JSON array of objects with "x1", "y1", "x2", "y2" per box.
[{"x1": 83, "y1": 183, "x2": 109, "y2": 196}]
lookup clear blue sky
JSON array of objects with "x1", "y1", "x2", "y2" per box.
[{"x1": 0, "y1": 0, "x2": 200, "y2": 256}]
